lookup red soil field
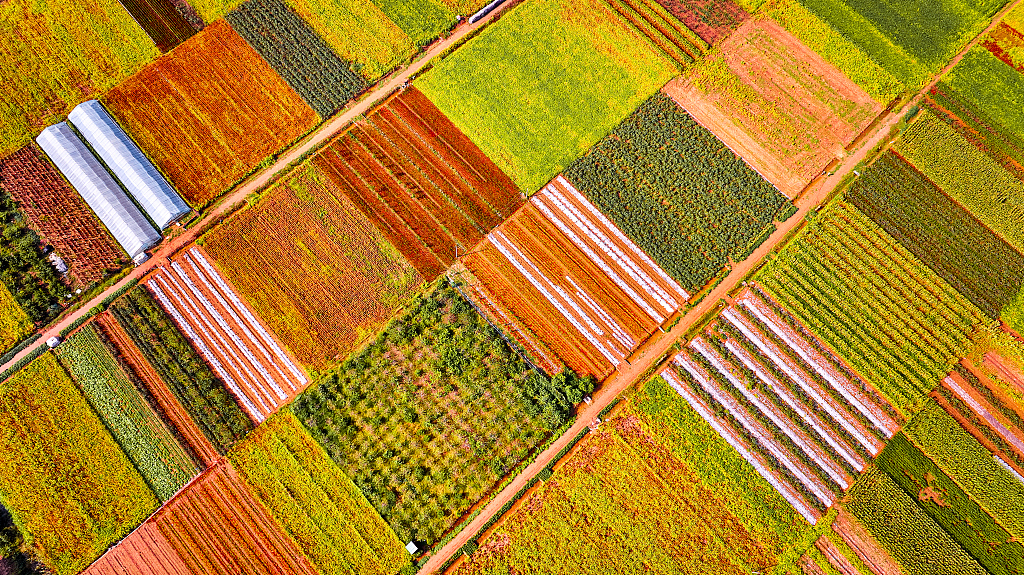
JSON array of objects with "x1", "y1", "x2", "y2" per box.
[
  {"x1": 665, "y1": 17, "x2": 880, "y2": 197},
  {"x1": 84, "y1": 461, "x2": 317, "y2": 575},
  {"x1": 831, "y1": 507, "x2": 902, "y2": 575},
  {"x1": 312, "y1": 87, "x2": 523, "y2": 280},
  {"x1": 145, "y1": 247, "x2": 309, "y2": 421},
  {"x1": 983, "y1": 22, "x2": 1024, "y2": 71},
  {"x1": 815, "y1": 536, "x2": 862, "y2": 575},
  {"x1": 462, "y1": 176, "x2": 688, "y2": 378},
  {"x1": 201, "y1": 165, "x2": 423, "y2": 369},
  {"x1": 103, "y1": 20, "x2": 318, "y2": 208},
  {"x1": 655, "y1": 0, "x2": 748, "y2": 44},
  {"x1": 96, "y1": 312, "x2": 220, "y2": 468},
  {"x1": 0, "y1": 145, "x2": 124, "y2": 284}
]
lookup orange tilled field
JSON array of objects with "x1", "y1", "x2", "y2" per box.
[
  {"x1": 463, "y1": 176, "x2": 688, "y2": 378},
  {"x1": 84, "y1": 461, "x2": 316, "y2": 575},
  {"x1": 313, "y1": 87, "x2": 524, "y2": 280},
  {"x1": 665, "y1": 17, "x2": 880, "y2": 197},
  {"x1": 103, "y1": 20, "x2": 318, "y2": 208}
]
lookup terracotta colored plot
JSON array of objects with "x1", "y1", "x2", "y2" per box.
[
  {"x1": 0, "y1": 145, "x2": 124, "y2": 284},
  {"x1": 103, "y1": 20, "x2": 317, "y2": 208},
  {"x1": 84, "y1": 461, "x2": 317, "y2": 575},
  {"x1": 983, "y1": 22, "x2": 1024, "y2": 72},
  {"x1": 665, "y1": 17, "x2": 880, "y2": 197},
  {"x1": 655, "y1": 0, "x2": 747, "y2": 44},
  {"x1": 311, "y1": 87, "x2": 523, "y2": 279},
  {"x1": 831, "y1": 507, "x2": 902, "y2": 575}
]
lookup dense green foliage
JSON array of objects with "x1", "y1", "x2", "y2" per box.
[
  {"x1": 109, "y1": 287, "x2": 253, "y2": 454},
  {"x1": 0, "y1": 188, "x2": 69, "y2": 325},
  {"x1": 848, "y1": 151, "x2": 1024, "y2": 318},
  {"x1": 846, "y1": 469, "x2": 988, "y2": 575},
  {"x1": 896, "y1": 110, "x2": 1024, "y2": 254},
  {"x1": 903, "y1": 402, "x2": 1024, "y2": 540},
  {"x1": 758, "y1": 202, "x2": 987, "y2": 416},
  {"x1": 55, "y1": 324, "x2": 198, "y2": 501},
  {"x1": 229, "y1": 411, "x2": 408, "y2": 575},
  {"x1": 945, "y1": 46, "x2": 1024, "y2": 142},
  {"x1": 564, "y1": 93, "x2": 791, "y2": 292},
  {"x1": 877, "y1": 433, "x2": 1024, "y2": 575},
  {"x1": 0, "y1": 354, "x2": 156, "y2": 575},
  {"x1": 292, "y1": 282, "x2": 593, "y2": 543},
  {"x1": 416, "y1": 0, "x2": 676, "y2": 193},
  {"x1": 370, "y1": 0, "x2": 453, "y2": 47},
  {"x1": 926, "y1": 87, "x2": 1024, "y2": 181},
  {"x1": 227, "y1": 0, "x2": 367, "y2": 118}
]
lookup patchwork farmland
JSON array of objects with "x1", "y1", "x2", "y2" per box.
[
  {"x1": 462, "y1": 176, "x2": 689, "y2": 378},
  {"x1": 146, "y1": 248, "x2": 308, "y2": 423}
]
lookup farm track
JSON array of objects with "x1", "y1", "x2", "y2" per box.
[{"x1": 418, "y1": 4, "x2": 1024, "y2": 565}]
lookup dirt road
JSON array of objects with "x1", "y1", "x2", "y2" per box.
[{"x1": 0, "y1": 7, "x2": 514, "y2": 375}]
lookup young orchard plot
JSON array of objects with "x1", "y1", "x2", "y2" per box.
[
  {"x1": 416, "y1": 0, "x2": 678, "y2": 194},
  {"x1": 291, "y1": 282, "x2": 594, "y2": 544},
  {"x1": 109, "y1": 286, "x2": 253, "y2": 454},
  {"x1": 848, "y1": 150, "x2": 1024, "y2": 319},
  {"x1": 203, "y1": 163, "x2": 424, "y2": 370},
  {"x1": 85, "y1": 461, "x2": 318, "y2": 575},
  {"x1": 104, "y1": 20, "x2": 318, "y2": 208},
  {"x1": 226, "y1": 0, "x2": 366, "y2": 118},
  {"x1": 757, "y1": 201, "x2": 987, "y2": 417},
  {"x1": 663, "y1": 288, "x2": 899, "y2": 524},
  {"x1": 146, "y1": 247, "x2": 309, "y2": 422},
  {"x1": 0, "y1": 146, "x2": 125, "y2": 286},
  {"x1": 0, "y1": 0, "x2": 157, "y2": 156},
  {"x1": 228, "y1": 411, "x2": 407, "y2": 575},
  {"x1": 564, "y1": 93, "x2": 792, "y2": 293},
  {"x1": 311, "y1": 87, "x2": 523, "y2": 280},
  {"x1": 666, "y1": 17, "x2": 880, "y2": 197},
  {"x1": 0, "y1": 354, "x2": 156, "y2": 575},
  {"x1": 462, "y1": 176, "x2": 689, "y2": 379},
  {"x1": 55, "y1": 324, "x2": 198, "y2": 501}
]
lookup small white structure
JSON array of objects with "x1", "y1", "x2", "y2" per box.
[
  {"x1": 36, "y1": 122, "x2": 161, "y2": 260},
  {"x1": 405, "y1": 541, "x2": 418, "y2": 554},
  {"x1": 69, "y1": 100, "x2": 190, "y2": 229},
  {"x1": 47, "y1": 253, "x2": 68, "y2": 274},
  {"x1": 46, "y1": 336, "x2": 62, "y2": 348}
]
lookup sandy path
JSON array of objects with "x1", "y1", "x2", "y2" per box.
[{"x1": 0, "y1": 6, "x2": 519, "y2": 376}]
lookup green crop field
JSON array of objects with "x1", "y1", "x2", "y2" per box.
[
  {"x1": 0, "y1": 353, "x2": 156, "y2": 575},
  {"x1": 370, "y1": 0, "x2": 454, "y2": 47},
  {"x1": 848, "y1": 151, "x2": 1024, "y2": 319},
  {"x1": 944, "y1": 46, "x2": 1024, "y2": 142},
  {"x1": 229, "y1": 411, "x2": 408, "y2": 575},
  {"x1": 903, "y1": 401, "x2": 1024, "y2": 540},
  {"x1": 757, "y1": 201, "x2": 987, "y2": 417},
  {"x1": 564, "y1": 93, "x2": 792, "y2": 292},
  {"x1": 55, "y1": 324, "x2": 198, "y2": 501},
  {"x1": 416, "y1": 0, "x2": 677, "y2": 194},
  {"x1": 0, "y1": 0, "x2": 158, "y2": 156},
  {"x1": 846, "y1": 468, "x2": 988, "y2": 575},
  {"x1": 895, "y1": 109, "x2": 1024, "y2": 254},
  {"x1": 0, "y1": 284, "x2": 32, "y2": 355},
  {"x1": 291, "y1": 282, "x2": 594, "y2": 544}
]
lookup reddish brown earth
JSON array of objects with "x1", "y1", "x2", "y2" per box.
[
  {"x1": 983, "y1": 22, "x2": 1024, "y2": 71},
  {"x1": 832, "y1": 508, "x2": 904, "y2": 575},
  {"x1": 655, "y1": 0, "x2": 747, "y2": 44},
  {"x1": 815, "y1": 536, "x2": 862, "y2": 575},
  {"x1": 984, "y1": 351, "x2": 1024, "y2": 396}
]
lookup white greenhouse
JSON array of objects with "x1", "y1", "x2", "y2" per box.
[
  {"x1": 36, "y1": 122, "x2": 161, "y2": 261},
  {"x1": 69, "y1": 100, "x2": 191, "y2": 229}
]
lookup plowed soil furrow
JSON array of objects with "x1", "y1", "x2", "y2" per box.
[
  {"x1": 815, "y1": 535, "x2": 862, "y2": 575},
  {"x1": 832, "y1": 507, "x2": 903, "y2": 575}
]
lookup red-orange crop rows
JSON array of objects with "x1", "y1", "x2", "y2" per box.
[
  {"x1": 103, "y1": 20, "x2": 318, "y2": 208},
  {"x1": 463, "y1": 176, "x2": 688, "y2": 379},
  {"x1": 983, "y1": 22, "x2": 1024, "y2": 71},
  {"x1": 84, "y1": 461, "x2": 317, "y2": 575},
  {"x1": 312, "y1": 87, "x2": 523, "y2": 280},
  {"x1": 0, "y1": 145, "x2": 124, "y2": 284}
]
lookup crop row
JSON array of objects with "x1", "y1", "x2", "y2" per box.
[
  {"x1": 601, "y1": 0, "x2": 706, "y2": 69},
  {"x1": 932, "y1": 379, "x2": 1024, "y2": 481},
  {"x1": 118, "y1": 0, "x2": 198, "y2": 51},
  {"x1": 55, "y1": 324, "x2": 198, "y2": 501},
  {"x1": 226, "y1": 0, "x2": 366, "y2": 118},
  {"x1": 925, "y1": 86, "x2": 1024, "y2": 183},
  {"x1": 563, "y1": 92, "x2": 791, "y2": 292},
  {"x1": 108, "y1": 286, "x2": 253, "y2": 454}
]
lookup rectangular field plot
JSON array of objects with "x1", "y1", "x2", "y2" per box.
[
  {"x1": 462, "y1": 176, "x2": 689, "y2": 378},
  {"x1": 0, "y1": 282, "x2": 32, "y2": 354},
  {"x1": 415, "y1": 0, "x2": 679, "y2": 194},
  {"x1": 291, "y1": 282, "x2": 589, "y2": 544},
  {"x1": 146, "y1": 247, "x2": 309, "y2": 422},
  {"x1": 103, "y1": 20, "x2": 318, "y2": 208},
  {"x1": 227, "y1": 411, "x2": 407, "y2": 575},
  {"x1": 564, "y1": 93, "x2": 792, "y2": 293},
  {"x1": 0, "y1": 0, "x2": 157, "y2": 156},
  {"x1": 667, "y1": 17, "x2": 880, "y2": 198},
  {"x1": 655, "y1": 0, "x2": 748, "y2": 44},
  {"x1": 311, "y1": 87, "x2": 523, "y2": 280},
  {"x1": 118, "y1": 0, "x2": 198, "y2": 51},
  {"x1": 455, "y1": 395, "x2": 813, "y2": 574},
  {"x1": 756, "y1": 201, "x2": 987, "y2": 417},
  {"x1": 202, "y1": 162, "x2": 424, "y2": 370},
  {"x1": 0, "y1": 354, "x2": 157, "y2": 575},
  {"x1": 84, "y1": 461, "x2": 318, "y2": 575}
]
